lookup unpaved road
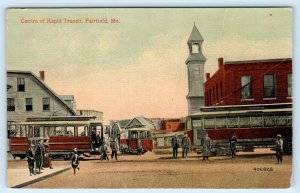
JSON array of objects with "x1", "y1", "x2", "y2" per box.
[{"x1": 9, "y1": 151, "x2": 292, "y2": 189}]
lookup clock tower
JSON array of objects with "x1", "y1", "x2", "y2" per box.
[{"x1": 186, "y1": 24, "x2": 206, "y2": 114}]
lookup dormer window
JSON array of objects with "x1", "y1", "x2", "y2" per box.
[
  {"x1": 192, "y1": 43, "x2": 199, "y2": 54},
  {"x1": 17, "y1": 78, "x2": 25, "y2": 92}
]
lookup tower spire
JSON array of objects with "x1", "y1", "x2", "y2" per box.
[{"x1": 185, "y1": 24, "x2": 206, "y2": 115}]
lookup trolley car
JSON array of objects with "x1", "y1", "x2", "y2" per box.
[
  {"x1": 186, "y1": 103, "x2": 292, "y2": 155},
  {"x1": 8, "y1": 116, "x2": 110, "y2": 159},
  {"x1": 119, "y1": 126, "x2": 153, "y2": 154}
]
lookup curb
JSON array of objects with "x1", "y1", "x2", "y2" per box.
[{"x1": 11, "y1": 167, "x2": 71, "y2": 188}]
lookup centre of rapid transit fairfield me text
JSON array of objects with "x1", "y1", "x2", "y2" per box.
[{"x1": 21, "y1": 18, "x2": 119, "y2": 24}]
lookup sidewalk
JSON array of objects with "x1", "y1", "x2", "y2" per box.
[{"x1": 7, "y1": 166, "x2": 71, "y2": 188}]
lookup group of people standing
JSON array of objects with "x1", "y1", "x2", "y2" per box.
[
  {"x1": 171, "y1": 133, "x2": 191, "y2": 159},
  {"x1": 27, "y1": 132, "x2": 285, "y2": 176},
  {"x1": 171, "y1": 132, "x2": 284, "y2": 163},
  {"x1": 26, "y1": 140, "x2": 53, "y2": 176},
  {"x1": 98, "y1": 138, "x2": 120, "y2": 161}
]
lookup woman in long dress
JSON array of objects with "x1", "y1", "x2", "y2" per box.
[
  {"x1": 202, "y1": 135, "x2": 211, "y2": 161},
  {"x1": 43, "y1": 144, "x2": 53, "y2": 169}
]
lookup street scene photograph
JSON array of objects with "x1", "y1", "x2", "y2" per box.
[{"x1": 6, "y1": 8, "x2": 292, "y2": 188}]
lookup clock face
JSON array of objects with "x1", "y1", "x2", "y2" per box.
[{"x1": 192, "y1": 44, "x2": 199, "y2": 53}]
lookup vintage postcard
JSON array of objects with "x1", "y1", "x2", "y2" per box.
[{"x1": 6, "y1": 8, "x2": 292, "y2": 188}]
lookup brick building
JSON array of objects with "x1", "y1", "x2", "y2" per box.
[
  {"x1": 205, "y1": 58, "x2": 292, "y2": 106},
  {"x1": 160, "y1": 119, "x2": 185, "y2": 133}
]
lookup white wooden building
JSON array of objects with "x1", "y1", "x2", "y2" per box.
[{"x1": 7, "y1": 70, "x2": 76, "y2": 126}]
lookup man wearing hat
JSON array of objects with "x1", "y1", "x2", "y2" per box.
[
  {"x1": 110, "y1": 138, "x2": 119, "y2": 160},
  {"x1": 34, "y1": 140, "x2": 45, "y2": 174},
  {"x1": 26, "y1": 144, "x2": 36, "y2": 176},
  {"x1": 171, "y1": 134, "x2": 179, "y2": 158},
  {"x1": 275, "y1": 134, "x2": 284, "y2": 164},
  {"x1": 181, "y1": 133, "x2": 191, "y2": 158}
]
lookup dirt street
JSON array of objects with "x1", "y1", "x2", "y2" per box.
[{"x1": 10, "y1": 151, "x2": 292, "y2": 189}]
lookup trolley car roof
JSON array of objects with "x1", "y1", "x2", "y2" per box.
[
  {"x1": 26, "y1": 116, "x2": 97, "y2": 122},
  {"x1": 189, "y1": 108, "x2": 292, "y2": 117},
  {"x1": 16, "y1": 120, "x2": 104, "y2": 126}
]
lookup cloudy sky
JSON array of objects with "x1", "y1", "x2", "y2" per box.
[{"x1": 6, "y1": 8, "x2": 292, "y2": 120}]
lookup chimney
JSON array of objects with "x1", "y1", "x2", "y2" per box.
[
  {"x1": 39, "y1": 71, "x2": 45, "y2": 81},
  {"x1": 206, "y1": 73, "x2": 210, "y2": 80},
  {"x1": 218, "y1": 57, "x2": 224, "y2": 68}
]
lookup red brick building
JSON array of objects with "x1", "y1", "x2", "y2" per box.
[
  {"x1": 205, "y1": 58, "x2": 292, "y2": 106},
  {"x1": 160, "y1": 119, "x2": 185, "y2": 133}
]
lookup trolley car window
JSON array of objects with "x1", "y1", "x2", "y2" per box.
[
  {"x1": 192, "y1": 119, "x2": 202, "y2": 128},
  {"x1": 204, "y1": 117, "x2": 215, "y2": 129},
  {"x1": 147, "y1": 131, "x2": 152, "y2": 139},
  {"x1": 21, "y1": 125, "x2": 27, "y2": 137},
  {"x1": 104, "y1": 126, "x2": 109, "y2": 134},
  {"x1": 42, "y1": 127, "x2": 47, "y2": 137},
  {"x1": 251, "y1": 115, "x2": 263, "y2": 128},
  {"x1": 215, "y1": 117, "x2": 227, "y2": 129},
  {"x1": 239, "y1": 116, "x2": 251, "y2": 128},
  {"x1": 15, "y1": 125, "x2": 27, "y2": 137},
  {"x1": 287, "y1": 114, "x2": 292, "y2": 127},
  {"x1": 55, "y1": 126, "x2": 66, "y2": 136},
  {"x1": 276, "y1": 115, "x2": 287, "y2": 126},
  {"x1": 78, "y1": 126, "x2": 87, "y2": 136},
  {"x1": 264, "y1": 114, "x2": 276, "y2": 127},
  {"x1": 66, "y1": 126, "x2": 74, "y2": 136},
  {"x1": 140, "y1": 131, "x2": 147, "y2": 139},
  {"x1": 45, "y1": 126, "x2": 56, "y2": 137},
  {"x1": 94, "y1": 125, "x2": 103, "y2": 136},
  {"x1": 28, "y1": 126, "x2": 33, "y2": 138},
  {"x1": 8, "y1": 124, "x2": 16, "y2": 137},
  {"x1": 14, "y1": 125, "x2": 20, "y2": 137},
  {"x1": 227, "y1": 116, "x2": 238, "y2": 128},
  {"x1": 129, "y1": 131, "x2": 138, "y2": 139},
  {"x1": 33, "y1": 126, "x2": 41, "y2": 137}
]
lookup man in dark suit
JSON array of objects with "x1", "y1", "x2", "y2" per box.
[
  {"x1": 26, "y1": 145, "x2": 36, "y2": 176},
  {"x1": 171, "y1": 134, "x2": 179, "y2": 158}
]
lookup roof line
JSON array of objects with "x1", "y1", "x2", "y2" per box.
[
  {"x1": 225, "y1": 58, "x2": 292, "y2": 65},
  {"x1": 7, "y1": 70, "x2": 76, "y2": 115}
]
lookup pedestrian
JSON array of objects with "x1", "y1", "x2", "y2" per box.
[
  {"x1": 229, "y1": 132, "x2": 238, "y2": 158},
  {"x1": 171, "y1": 134, "x2": 179, "y2": 158},
  {"x1": 137, "y1": 138, "x2": 143, "y2": 156},
  {"x1": 34, "y1": 140, "x2": 45, "y2": 174},
  {"x1": 275, "y1": 134, "x2": 283, "y2": 164},
  {"x1": 71, "y1": 148, "x2": 80, "y2": 174},
  {"x1": 43, "y1": 143, "x2": 53, "y2": 169},
  {"x1": 26, "y1": 144, "x2": 36, "y2": 176},
  {"x1": 202, "y1": 134, "x2": 211, "y2": 161},
  {"x1": 110, "y1": 139, "x2": 119, "y2": 160},
  {"x1": 181, "y1": 133, "x2": 191, "y2": 158},
  {"x1": 96, "y1": 131, "x2": 102, "y2": 150},
  {"x1": 99, "y1": 143, "x2": 109, "y2": 161},
  {"x1": 91, "y1": 128, "x2": 97, "y2": 151}
]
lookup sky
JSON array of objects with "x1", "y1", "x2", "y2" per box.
[{"x1": 6, "y1": 8, "x2": 292, "y2": 120}]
